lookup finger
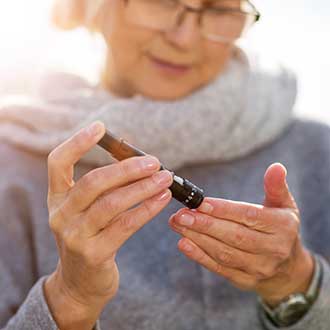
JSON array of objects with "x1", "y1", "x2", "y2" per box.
[
  {"x1": 196, "y1": 197, "x2": 292, "y2": 233},
  {"x1": 61, "y1": 155, "x2": 161, "y2": 215},
  {"x1": 47, "y1": 121, "x2": 105, "y2": 196},
  {"x1": 170, "y1": 223, "x2": 275, "y2": 279},
  {"x1": 169, "y1": 211, "x2": 277, "y2": 255},
  {"x1": 80, "y1": 170, "x2": 173, "y2": 236},
  {"x1": 177, "y1": 238, "x2": 257, "y2": 291},
  {"x1": 263, "y1": 163, "x2": 298, "y2": 209},
  {"x1": 92, "y1": 189, "x2": 172, "y2": 253}
]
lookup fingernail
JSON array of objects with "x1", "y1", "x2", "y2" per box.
[
  {"x1": 152, "y1": 171, "x2": 172, "y2": 185},
  {"x1": 178, "y1": 213, "x2": 195, "y2": 226},
  {"x1": 141, "y1": 156, "x2": 159, "y2": 171},
  {"x1": 86, "y1": 121, "x2": 103, "y2": 136},
  {"x1": 181, "y1": 239, "x2": 193, "y2": 252},
  {"x1": 198, "y1": 202, "x2": 213, "y2": 214},
  {"x1": 154, "y1": 190, "x2": 171, "y2": 201}
]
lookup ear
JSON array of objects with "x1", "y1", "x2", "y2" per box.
[{"x1": 51, "y1": 0, "x2": 86, "y2": 30}]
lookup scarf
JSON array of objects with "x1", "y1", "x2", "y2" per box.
[{"x1": 0, "y1": 47, "x2": 297, "y2": 171}]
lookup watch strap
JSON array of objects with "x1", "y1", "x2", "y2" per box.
[
  {"x1": 258, "y1": 252, "x2": 323, "y2": 326},
  {"x1": 305, "y1": 253, "x2": 322, "y2": 303}
]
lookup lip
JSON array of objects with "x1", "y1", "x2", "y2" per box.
[{"x1": 147, "y1": 54, "x2": 192, "y2": 75}]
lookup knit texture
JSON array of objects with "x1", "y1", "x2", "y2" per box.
[{"x1": 0, "y1": 47, "x2": 296, "y2": 170}]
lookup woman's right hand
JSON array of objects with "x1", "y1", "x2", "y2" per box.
[{"x1": 44, "y1": 121, "x2": 173, "y2": 330}]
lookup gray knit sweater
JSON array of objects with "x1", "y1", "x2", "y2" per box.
[{"x1": 0, "y1": 115, "x2": 330, "y2": 329}]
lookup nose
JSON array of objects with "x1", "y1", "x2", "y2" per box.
[{"x1": 164, "y1": 8, "x2": 202, "y2": 50}]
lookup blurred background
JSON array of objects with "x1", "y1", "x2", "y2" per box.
[{"x1": 0, "y1": 0, "x2": 329, "y2": 122}]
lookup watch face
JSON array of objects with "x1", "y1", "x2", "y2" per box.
[{"x1": 277, "y1": 295, "x2": 310, "y2": 326}]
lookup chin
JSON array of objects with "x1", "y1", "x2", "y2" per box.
[
  {"x1": 139, "y1": 86, "x2": 194, "y2": 101},
  {"x1": 135, "y1": 78, "x2": 205, "y2": 101}
]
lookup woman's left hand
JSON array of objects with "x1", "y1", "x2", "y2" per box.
[{"x1": 169, "y1": 163, "x2": 315, "y2": 307}]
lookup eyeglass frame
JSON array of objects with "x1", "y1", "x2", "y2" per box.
[{"x1": 122, "y1": 0, "x2": 261, "y2": 43}]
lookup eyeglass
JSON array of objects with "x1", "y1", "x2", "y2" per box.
[{"x1": 123, "y1": 0, "x2": 261, "y2": 43}]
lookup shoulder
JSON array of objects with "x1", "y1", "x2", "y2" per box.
[
  {"x1": 271, "y1": 115, "x2": 330, "y2": 153},
  {"x1": 290, "y1": 115, "x2": 330, "y2": 138},
  {"x1": 287, "y1": 116, "x2": 330, "y2": 159},
  {"x1": 249, "y1": 115, "x2": 330, "y2": 161}
]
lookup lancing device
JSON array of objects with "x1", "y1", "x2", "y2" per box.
[{"x1": 97, "y1": 129, "x2": 205, "y2": 209}]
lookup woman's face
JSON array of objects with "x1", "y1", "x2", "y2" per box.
[{"x1": 97, "y1": 0, "x2": 236, "y2": 100}]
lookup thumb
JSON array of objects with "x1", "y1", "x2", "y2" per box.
[
  {"x1": 47, "y1": 120, "x2": 105, "y2": 197},
  {"x1": 263, "y1": 163, "x2": 298, "y2": 210}
]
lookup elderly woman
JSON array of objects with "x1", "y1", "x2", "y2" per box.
[{"x1": 0, "y1": 0, "x2": 329, "y2": 329}]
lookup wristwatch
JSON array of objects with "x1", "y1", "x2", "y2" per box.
[{"x1": 258, "y1": 253, "x2": 323, "y2": 327}]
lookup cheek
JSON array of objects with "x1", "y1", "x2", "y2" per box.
[
  {"x1": 202, "y1": 42, "x2": 233, "y2": 75},
  {"x1": 108, "y1": 28, "x2": 153, "y2": 74},
  {"x1": 100, "y1": 2, "x2": 155, "y2": 71},
  {"x1": 109, "y1": 30, "x2": 148, "y2": 71}
]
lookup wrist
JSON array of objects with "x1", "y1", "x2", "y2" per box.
[
  {"x1": 258, "y1": 252, "x2": 323, "y2": 328},
  {"x1": 44, "y1": 271, "x2": 105, "y2": 330},
  {"x1": 261, "y1": 246, "x2": 315, "y2": 307}
]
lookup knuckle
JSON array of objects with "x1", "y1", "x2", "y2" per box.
[
  {"x1": 194, "y1": 248, "x2": 205, "y2": 263},
  {"x1": 245, "y1": 205, "x2": 257, "y2": 220},
  {"x1": 82, "y1": 170, "x2": 100, "y2": 191},
  {"x1": 63, "y1": 229, "x2": 81, "y2": 253},
  {"x1": 256, "y1": 264, "x2": 277, "y2": 279},
  {"x1": 140, "y1": 177, "x2": 154, "y2": 195},
  {"x1": 72, "y1": 132, "x2": 87, "y2": 150},
  {"x1": 234, "y1": 228, "x2": 250, "y2": 249},
  {"x1": 274, "y1": 245, "x2": 291, "y2": 261},
  {"x1": 141, "y1": 200, "x2": 155, "y2": 219},
  {"x1": 118, "y1": 159, "x2": 133, "y2": 179},
  {"x1": 118, "y1": 216, "x2": 138, "y2": 233},
  {"x1": 97, "y1": 195, "x2": 117, "y2": 214},
  {"x1": 118, "y1": 215, "x2": 136, "y2": 233},
  {"x1": 49, "y1": 207, "x2": 67, "y2": 234},
  {"x1": 197, "y1": 215, "x2": 213, "y2": 231},
  {"x1": 81, "y1": 246, "x2": 101, "y2": 267},
  {"x1": 245, "y1": 207, "x2": 261, "y2": 227},
  {"x1": 255, "y1": 271, "x2": 265, "y2": 280},
  {"x1": 214, "y1": 262, "x2": 224, "y2": 276},
  {"x1": 197, "y1": 216, "x2": 214, "y2": 232},
  {"x1": 216, "y1": 249, "x2": 232, "y2": 266}
]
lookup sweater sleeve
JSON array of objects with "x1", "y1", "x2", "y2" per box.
[
  {"x1": 1, "y1": 276, "x2": 102, "y2": 330},
  {"x1": 0, "y1": 145, "x2": 102, "y2": 330},
  {"x1": 257, "y1": 253, "x2": 330, "y2": 330}
]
